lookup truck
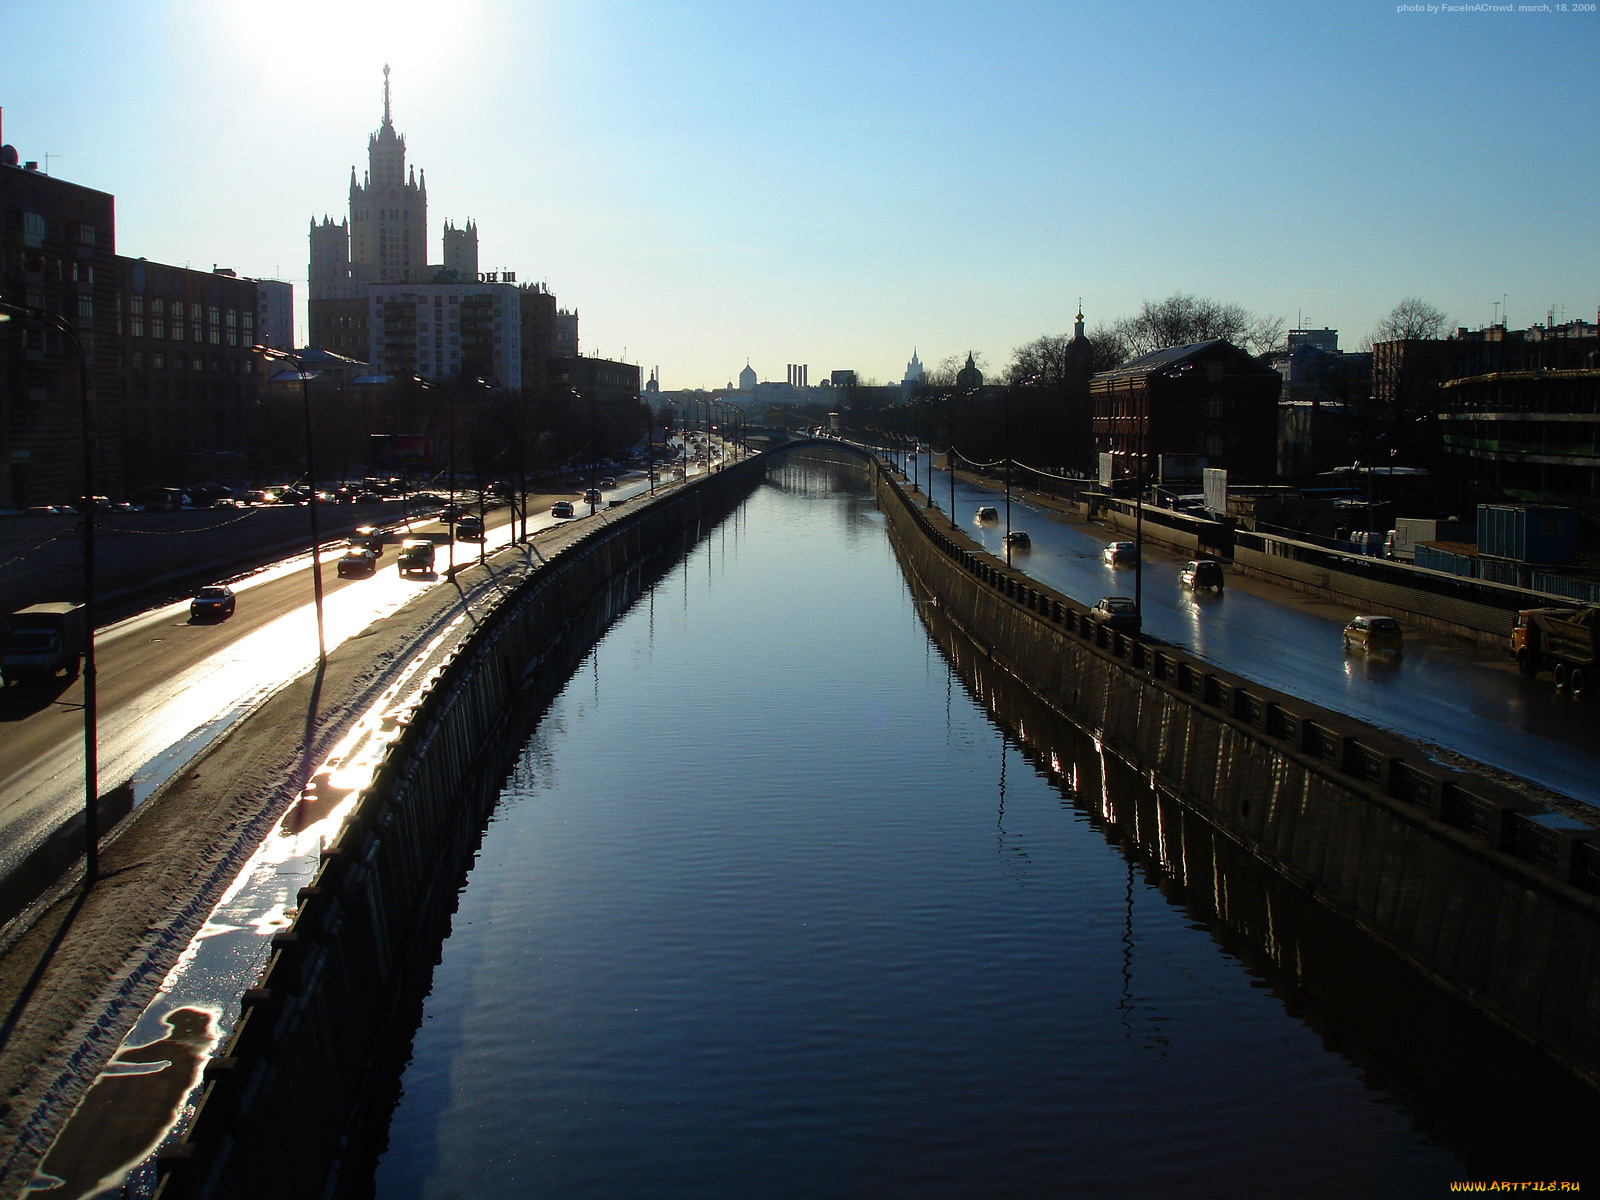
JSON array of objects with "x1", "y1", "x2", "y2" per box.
[
  {"x1": 1384, "y1": 517, "x2": 1473, "y2": 563},
  {"x1": 397, "y1": 538, "x2": 436, "y2": 576},
  {"x1": 1511, "y1": 605, "x2": 1597, "y2": 698},
  {"x1": 3, "y1": 602, "x2": 87, "y2": 686}
]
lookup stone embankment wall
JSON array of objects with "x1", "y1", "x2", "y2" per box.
[
  {"x1": 150, "y1": 459, "x2": 765, "y2": 1200},
  {"x1": 873, "y1": 460, "x2": 1600, "y2": 1092},
  {"x1": 0, "y1": 505, "x2": 404, "y2": 621}
]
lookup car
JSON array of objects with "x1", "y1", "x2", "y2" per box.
[
  {"x1": 583, "y1": 488, "x2": 602, "y2": 505},
  {"x1": 1344, "y1": 615, "x2": 1403, "y2": 657},
  {"x1": 24, "y1": 506, "x2": 63, "y2": 516},
  {"x1": 397, "y1": 538, "x2": 436, "y2": 576},
  {"x1": 439, "y1": 503, "x2": 465, "y2": 523},
  {"x1": 598, "y1": 476, "x2": 617, "y2": 488},
  {"x1": 1180, "y1": 559, "x2": 1225, "y2": 591},
  {"x1": 351, "y1": 526, "x2": 385, "y2": 556},
  {"x1": 1104, "y1": 541, "x2": 1138, "y2": 565},
  {"x1": 976, "y1": 506, "x2": 998, "y2": 521},
  {"x1": 456, "y1": 515, "x2": 484, "y2": 541},
  {"x1": 551, "y1": 500, "x2": 575, "y2": 518},
  {"x1": 337, "y1": 548, "x2": 378, "y2": 577},
  {"x1": 190, "y1": 585, "x2": 236, "y2": 620},
  {"x1": 1005, "y1": 530, "x2": 1031, "y2": 550},
  {"x1": 354, "y1": 491, "x2": 383, "y2": 504},
  {"x1": 1091, "y1": 596, "x2": 1140, "y2": 634}
]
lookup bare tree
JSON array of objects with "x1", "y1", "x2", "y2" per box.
[
  {"x1": 1112, "y1": 293, "x2": 1284, "y2": 358},
  {"x1": 1370, "y1": 297, "x2": 1451, "y2": 344}
]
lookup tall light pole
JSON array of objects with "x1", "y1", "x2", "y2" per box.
[
  {"x1": 256, "y1": 346, "x2": 327, "y2": 668},
  {"x1": 2, "y1": 302, "x2": 101, "y2": 881},
  {"x1": 1004, "y1": 385, "x2": 1013, "y2": 568}
]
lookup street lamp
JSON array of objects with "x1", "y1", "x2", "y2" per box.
[
  {"x1": 1, "y1": 301, "x2": 101, "y2": 882},
  {"x1": 255, "y1": 345, "x2": 327, "y2": 668}
]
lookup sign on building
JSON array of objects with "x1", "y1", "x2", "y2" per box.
[{"x1": 1098, "y1": 452, "x2": 1116, "y2": 488}]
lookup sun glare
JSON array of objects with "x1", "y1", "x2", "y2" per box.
[{"x1": 216, "y1": 0, "x2": 481, "y2": 94}]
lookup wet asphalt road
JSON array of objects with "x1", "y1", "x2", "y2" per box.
[{"x1": 909, "y1": 462, "x2": 1598, "y2": 806}]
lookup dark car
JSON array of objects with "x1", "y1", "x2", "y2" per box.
[
  {"x1": 1092, "y1": 596, "x2": 1140, "y2": 635},
  {"x1": 1005, "y1": 530, "x2": 1031, "y2": 550},
  {"x1": 1180, "y1": 559, "x2": 1225, "y2": 591},
  {"x1": 439, "y1": 503, "x2": 465, "y2": 523},
  {"x1": 337, "y1": 549, "x2": 378, "y2": 577},
  {"x1": 191, "y1": 585, "x2": 236, "y2": 620},
  {"x1": 583, "y1": 488, "x2": 602, "y2": 505},
  {"x1": 551, "y1": 500, "x2": 575, "y2": 518},
  {"x1": 456, "y1": 515, "x2": 485, "y2": 541}
]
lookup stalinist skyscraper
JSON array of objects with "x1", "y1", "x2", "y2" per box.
[{"x1": 309, "y1": 66, "x2": 430, "y2": 302}]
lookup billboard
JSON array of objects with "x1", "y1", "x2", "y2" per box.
[
  {"x1": 371, "y1": 434, "x2": 431, "y2": 468},
  {"x1": 1203, "y1": 467, "x2": 1228, "y2": 515},
  {"x1": 1098, "y1": 452, "x2": 1115, "y2": 488}
]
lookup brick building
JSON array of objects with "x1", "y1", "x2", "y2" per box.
[
  {"x1": 1090, "y1": 340, "x2": 1281, "y2": 484},
  {"x1": 0, "y1": 153, "x2": 120, "y2": 507}
]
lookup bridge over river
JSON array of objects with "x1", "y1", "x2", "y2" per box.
[{"x1": 10, "y1": 446, "x2": 1598, "y2": 1198}]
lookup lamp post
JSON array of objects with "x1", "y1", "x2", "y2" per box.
[
  {"x1": 1, "y1": 302, "x2": 101, "y2": 882},
  {"x1": 1004, "y1": 385, "x2": 1013, "y2": 568},
  {"x1": 256, "y1": 346, "x2": 328, "y2": 667},
  {"x1": 1134, "y1": 384, "x2": 1146, "y2": 624}
]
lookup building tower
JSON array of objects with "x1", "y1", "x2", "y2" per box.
[
  {"x1": 347, "y1": 65, "x2": 428, "y2": 285},
  {"x1": 309, "y1": 215, "x2": 352, "y2": 301},
  {"x1": 443, "y1": 218, "x2": 478, "y2": 280}
]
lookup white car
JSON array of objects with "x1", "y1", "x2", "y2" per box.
[{"x1": 1104, "y1": 541, "x2": 1137, "y2": 565}]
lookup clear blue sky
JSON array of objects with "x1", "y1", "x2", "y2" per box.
[{"x1": 3, "y1": 0, "x2": 1596, "y2": 387}]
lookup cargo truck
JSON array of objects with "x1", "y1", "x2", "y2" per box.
[
  {"x1": 3, "y1": 602, "x2": 87, "y2": 686},
  {"x1": 1511, "y1": 605, "x2": 1597, "y2": 698},
  {"x1": 1384, "y1": 517, "x2": 1472, "y2": 563}
]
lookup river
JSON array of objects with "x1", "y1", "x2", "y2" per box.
[{"x1": 367, "y1": 454, "x2": 1594, "y2": 1198}]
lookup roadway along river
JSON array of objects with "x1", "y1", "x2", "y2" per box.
[
  {"x1": 369, "y1": 456, "x2": 1593, "y2": 1198},
  {"x1": 0, "y1": 465, "x2": 704, "y2": 880},
  {"x1": 912, "y1": 462, "x2": 1600, "y2": 806}
]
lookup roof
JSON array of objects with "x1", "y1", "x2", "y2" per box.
[{"x1": 1090, "y1": 339, "x2": 1277, "y2": 386}]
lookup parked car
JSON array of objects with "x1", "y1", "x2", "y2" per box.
[
  {"x1": 190, "y1": 585, "x2": 236, "y2": 620},
  {"x1": 1344, "y1": 615, "x2": 1403, "y2": 657},
  {"x1": 337, "y1": 548, "x2": 378, "y2": 577},
  {"x1": 1092, "y1": 596, "x2": 1141, "y2": 634},
  {"x1": 456, "y1": 515, "x2": 485, "y2": 541},
  {"x1": 1104, "y1": 541, "x2": 1137, "y2": 565},
  {"x1": 1180, "y1": 559, "x2": 1225, "y2": 591},
  {"x1": 551, "y1": 500, "x2": 575, "y2": 518},
  {"x1": 976, "y1": 506, "x2": 998, "y2": 521},
  {"x1": 1005, "y1": 530, "x2": 1031, "y2": 550}
]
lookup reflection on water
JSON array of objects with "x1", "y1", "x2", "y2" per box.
[{"x1": 370, "y1": 457, "x2": 1596, "y2": 1199}]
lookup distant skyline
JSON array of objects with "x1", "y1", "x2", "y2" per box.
[{"x1": 3, "y1": 0, "x2": 1596, "y2": 388}]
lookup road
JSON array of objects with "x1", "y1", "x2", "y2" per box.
[
  {"x1": 905, "y1": 460, "x2": 1599, "y2": 806},
  {"x1": 0, "y1": 470, "x2": 676, "y2": 879}
]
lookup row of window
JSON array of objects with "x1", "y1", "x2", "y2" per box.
[
  {"x1": 128, "y1": 350, "x2": 254, "y2": 374},
  {"x1": 13, "y1": 212, "x2": 96, "y2": 249}
]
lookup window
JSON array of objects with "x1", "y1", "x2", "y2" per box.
[
  {"x1": 76, "y1": 223, "x2": 96, "y2": 247},
  {"x1": 1207, "y1": 362, "x2": 1224, "y2": 383},
  {"x1": 22, "y1": 211, "x2": 46, "y2": 248},
  {"x1": 78, "y1": 295, "x2": 94, "y2": 318},
  {"x1": 153, "y1": 352, "x2": 165, "y2": 370}
]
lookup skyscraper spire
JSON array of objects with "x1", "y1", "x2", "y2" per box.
[{"x1": 382, "y1": 64, "x2": 392, "y2": 127}]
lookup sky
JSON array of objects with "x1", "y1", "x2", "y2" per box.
[{"x1": 2, "y1": 0, "x2": 1596, "y2": 389}]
